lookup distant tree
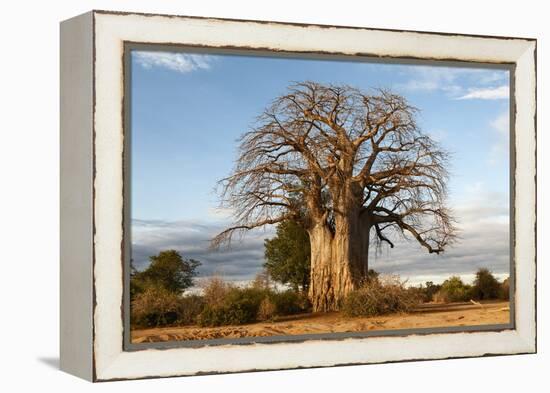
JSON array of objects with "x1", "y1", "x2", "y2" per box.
[
  {"x1": 129, "y1": 260, "x2": 145, "y2": 300},
  {"x1": 472, "y1": 268, "x2": 501, "y2": 300},
  {"x1": 131, "y1": 250, "x2": 201, "y2": 295},
  {"x1": 264, "y1": 220, "x2": 311, "y2": 292},
  {"x1": 437, "y1": 276, "x2": 471, "y2": 302},
  {"x1": 130, "y1": 268, "x2": 147, "y2": 300},
  {"x1": 424, "y1": 281, "x2": 441, "y2": 302}
]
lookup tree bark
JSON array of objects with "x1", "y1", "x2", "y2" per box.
[
  {"x1": 308, "y1": 210, "x2": 372, "y2": 312},
  {"x1": 308, "y1": 223, "x2": 341, "y2": 312}
]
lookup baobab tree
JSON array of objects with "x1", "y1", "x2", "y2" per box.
[{"x1": 212, "y1": 82, "x2": 456, "y2": 312}]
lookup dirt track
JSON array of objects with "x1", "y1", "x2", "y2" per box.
[{"x1": 131, "y1": 300, "x2": 510, "y2": 343}]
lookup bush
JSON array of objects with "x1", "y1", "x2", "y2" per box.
[
  {"x1": 131, "y1": 285, "x2": 207, "y2": 328},
  {"x1": 257, "y1": 297, "x2": 277, "y2": 321},
  {"x1": 131, "y1": 285, "x2": 182, "y2": 327},
  {"x1": 424, "y1": 281, "x2": 442, "y2": 302},
  {"x1": 196, "y1": 283, "x2": 309, "y2": 326},
  {"x1": 406, "y1": 285, "x2": 429, "y2": 303},
  {"x1": 434, "y1": 276, "x2": 472, "y2": 302},
  {"x1": 365, "y1": 269, "x2": 380, "y2": 284},
  {"x1": 471, "y1": 268, "x2": 501, "y2": 300},
  {"x1": 342, "y1": 275, "x2": 421, "y2": 317},
  {"x1": 201, "y1": 275, "x2": 231, "y2": 307},
  {"x1": 196, "y1": 306, "x2": 225, "y2": 327},
  {"x1": 130, "y1": 274, "x2": 150, "y2": 300},
  {"x1": 176, "y1": 295, "x2": 206, "y2": 325},
  {"x1": 197, "y1": 287, "x2": 268, "y2": 327},
  {"x1": 270, "y1": 290, "x2": 308, "y2": 315},
  {"x1": 406, "y1": 281, "x2": 442, "y2": 303}
]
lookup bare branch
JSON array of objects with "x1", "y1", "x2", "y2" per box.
[
  {"x1": 374, "y1": 223, "x2": 394, "y2": 248},
  {"x1": 210, "y1": 213, "x2": 295, "y2": 250},
  {"x1": 212, "y1": 81, "x2": 456, "y2": 254}
]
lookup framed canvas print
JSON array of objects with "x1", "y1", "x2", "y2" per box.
[{"x1": 60, "y1": 10, "x2": 537, "y2": 382}]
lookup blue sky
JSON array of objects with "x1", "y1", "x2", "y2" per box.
[{"x1": 130, "y1": 49, "x2": 510, "y2": 285}]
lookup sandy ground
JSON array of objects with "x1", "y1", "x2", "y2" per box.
[{"x1": 131, "y1": 300, "x2": 510, "y2": 343}]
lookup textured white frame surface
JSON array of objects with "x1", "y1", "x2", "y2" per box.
[{"x1": 91, "y1": 11, "x2": 536, "y2": 381}]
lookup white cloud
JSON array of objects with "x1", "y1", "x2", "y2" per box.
[
  {"x1": 457, "y1": 85, "x2": 509, "y2": 100},
  {"x1": 395, "y1": 66, "x2": 509, "y2": 100},
  {"x1": 133, "y1": 51, "x2": 216, "y2": 73},
  {"x1": 396, "y1": 66, "x2": 465, "y2": 93},
  {"x1": 478, "y1": 71, "x2": 509, "y2": 85}
]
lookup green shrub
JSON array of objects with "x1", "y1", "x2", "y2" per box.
[
  {"x1": 270, "y1": 290, "x2": 306, "y2": 315},
  {"x1": 131, "y1": 286, "x2": 207, "y2": 328},
  {"x1": 176, "y1": 295, "x2": 206, "y2": 325},
  {"x1": 435, "y1": 276, "x2": 471, "y2": 302},
  {"x1": 197, "y1": 300, "x2": 257, "y2": 327},
  {"x1": 406, "y1": 281, "x2": 443, "y2": 303},
  {"x1": 423, "y1": 281, "x2": 442, "y2": 302},
  {"x1": 196, "y1": 284, "x2": 311, "y2": 326},
  {"x1": 342, "y1": 275, "x2": 421, "y2": 317},
  {"x1": 197, "y1": 287, "x2": 268, "y2": 327},
  {"x1": 406, "y1": 285, "x2": 429, "y2": 303},
  {"x1": 233, "y1": 287, "x2": 271, "y2": 306},
  {"x1": 196, "y1": 305, "x2": 228, "y2": 327},
  {"x1": 131, "y1": 285, "x2": 182, "y2": 327},
  {"x1": 132, "y1": 275, "x2": 314, "y2": 328},
  {"x1": 471, "y1": 268, "x2": 501, "y2": 300},
  {"x1": 130, "y1": 275, "x2": 149, "y2": 301}
]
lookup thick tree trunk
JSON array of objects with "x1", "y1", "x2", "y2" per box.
[
  {"x1": 308, "y1": 212, "x2": 372, "y2": 312},
  {"x1": 308, "y1": 223, "x2": 349, "y2": 312}
]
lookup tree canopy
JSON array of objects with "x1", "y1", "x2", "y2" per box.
[
  {"x1": 213, "y1": 81, "x2": 455, "y2": 252},
  {"x1": 264, "y1": 220, "x2": 311, "y2": 292},
  {"x1": 472, "y1": 268, "x2": 501, "y2": 300},
  {"x1": 213, "y1": 81, "x2": 457, "y2": 311},
  {"x1": 131, "y1": 250, "x2": 201, "y2": 296}
]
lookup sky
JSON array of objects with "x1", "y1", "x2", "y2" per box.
[{"x1": 130, "y1": 49, "x2": 511, "y2": 286}]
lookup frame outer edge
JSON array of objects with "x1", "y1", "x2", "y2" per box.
[
  {"x1": 60, "y1": 10, "x2": 95, "y2": 382},
  {"x1": 509, "y1": 41, "x2": 536, "y2": 353},
  {"x1": 91, "y1": 11, "x2": 538, "y2": 380}
]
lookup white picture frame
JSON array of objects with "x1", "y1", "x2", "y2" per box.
[{"x1": 60, "y1": 10, "x2": 536, "y2": 382}]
